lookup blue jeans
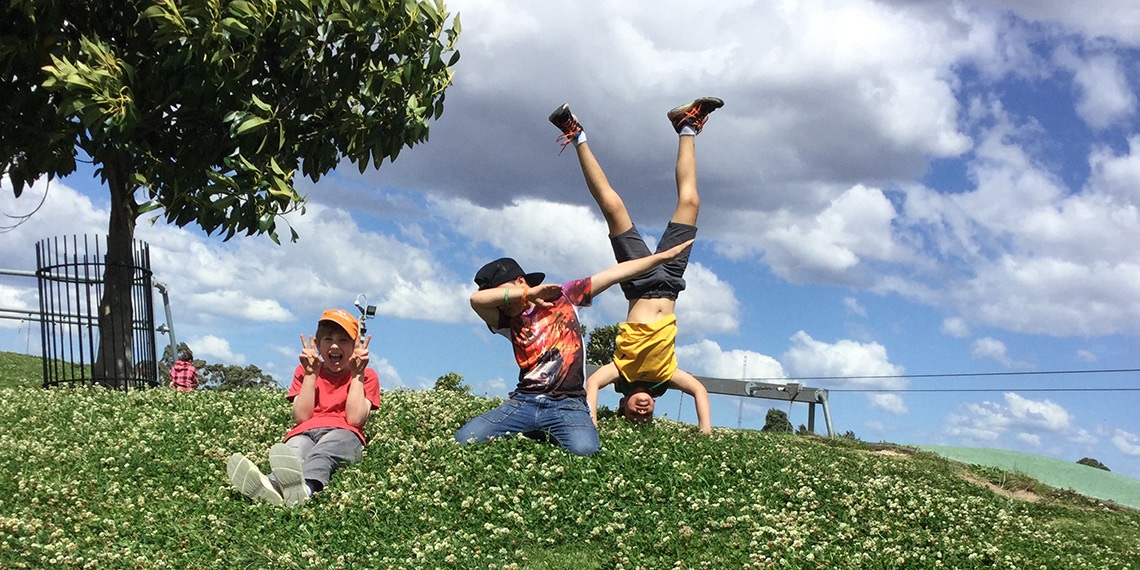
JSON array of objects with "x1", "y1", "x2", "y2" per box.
[{"x1": 455, "y1": 393, "x2": 600, "y2": 456}]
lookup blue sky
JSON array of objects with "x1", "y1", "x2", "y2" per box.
[{"x1": 3, "y1": 0, "x2": 1140, "y2": 479}]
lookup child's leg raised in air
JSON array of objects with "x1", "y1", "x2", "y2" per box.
[
  {"x1": 673, "y1": 134, "x2": 699, "y2": 226},
  {"x1": 666, "y1": 96, "x2": 722, "y2": 226},
  {"x1": 576, "y1": 141, "x2": 633, "y2": 237},
  {"x1": 549, "y1": 103, "x2": 633, "y2": 237}
]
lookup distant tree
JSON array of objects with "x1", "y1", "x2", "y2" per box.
[
  {"x1": 842, "y1": 430, "x2": 859, "y2": 441},
  {"x1": 761, "y1": 408, "x2": 793, "y2": 433},
  {"x1": 796, "y1": 423, "x2": 810, "y2": 435},
  {"x1": 157, "y1": 341, "x2": 274, "y2": 390},
  {"x1": 433, "y1": 371, "x2": 469, "y2": 393},
  {"x1": 199, "y1": 363, "x2": 277, "y2": 391},
  {"x1": 2, "y1": 0, "x2": 460, "y2": 387},
  {"x1": 585, "y1": 324, "x2": 620, "y2": 365},
  {"x1": 1077, "y1": 457, "x2": 1111, "y2": 472}
]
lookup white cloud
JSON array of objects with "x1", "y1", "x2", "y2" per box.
[
  {"x1": 893, "y1": 104, "x2": 1140, "y2": 337},
  {"x1": 677, "y1": 339, "x2": 785, "y2": 381},
  {"x1": 844, "y1": 297, "x2": 867, "y2": 317},
  {"x1": 944, "y1": 393, "x2": 1085, "y2": 446},
  {"x1": 754, "y1": 185, "x2": 905, "y2": 284},
  {"x1": 372, "y1": 358, "x2": 405, "y2": 389},
  {"x1": 782, "y1": 331, "x2": 907, "y2": 414},
  {"x1": 188, "y1": 335, "x2": 246, "y2": 366},
  {"x1": 1016, "y1": 432, "x2": 1042, "y2": 448},
  {"x1": 971, "y1": 337, "x2": 1012, "y2": 366},
  {"x1": 941, "y1": 317, "x2": 970, "y2": 338},
  {"x1": 984, "y1": 1, "x2": 1140, "y2": 48},
  {"x1": 1005, "y1": 393, "x2": 1072, "y2": 431},
  {"x1": 1112, "y1": 429, "x2": 1140, "y2": 456},
  {"x1": 1076, "y1": 349, "x2": 1097, "y2": 363},
  {"x1": 1054, "y1": 47, "x2": 1136, "y2": 131},
  {"x1": 674, "y1": 263, "x2": 740, "y2": 339}
]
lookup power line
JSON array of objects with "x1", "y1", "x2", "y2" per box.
[
  {"x1": 755, "y1": 367, "x2": 1140, "y2": 382},
  {"x1": 732, "y1": 367, "x2": 1140, "y2": 394},
  {"x1": 830, "y1": 387, "x2": 1140, "y2": 393}
]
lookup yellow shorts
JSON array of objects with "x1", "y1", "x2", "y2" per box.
[{"x1": 613, "y1": 314, "x2": 677, "y2": 383}]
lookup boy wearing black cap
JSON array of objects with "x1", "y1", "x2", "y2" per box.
[
  {"x1": 226, "y1": 309, "x2": 381, "y2": 506},
  {"x1": 458, "y1": 241, "x2": 692, "y2": 456}
]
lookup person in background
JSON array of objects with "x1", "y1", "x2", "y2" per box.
[{"x1": 168, "y1": 346, "x2": 198, "y2": 392}]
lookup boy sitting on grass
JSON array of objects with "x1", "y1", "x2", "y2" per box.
[{"x1": 226, "y1": 309, "x2": 381, "y2": 506}]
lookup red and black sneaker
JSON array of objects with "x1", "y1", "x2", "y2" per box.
[
  {"x1": 549, "y1": 103, "x2": 584, "y2": 152},
  {"x1": 667, "y1": 97, "x2": 724, "y2": 135}
]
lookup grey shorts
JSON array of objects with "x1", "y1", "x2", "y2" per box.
[{"x1": 610, "y1": 222, "x2": 697, "y2": 300}]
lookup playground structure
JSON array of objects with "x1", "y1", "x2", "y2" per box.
[
  {"x1": 585, "y1": 364, "x2": 835, "y2": 436},
  {"x1": 695, "y1": 374, "x2": 834, "y2": 436}
]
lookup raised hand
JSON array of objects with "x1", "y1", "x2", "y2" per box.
[
  {"x1": 350, "y1": 335, "x2": 372, "y2": 377},
  {"x1": 527, "y1": 283, "x2": 563, "y2": 308},
  {"x1": 299, "y1": 334, "x2": 321, "y2": 375},
  {"x1": 660, "y1": 238, "x2": 695, "y2": 261}
]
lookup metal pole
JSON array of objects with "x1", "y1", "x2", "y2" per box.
[{"x1": 154, "y1": 281, "x2": 177, "y2": 359}]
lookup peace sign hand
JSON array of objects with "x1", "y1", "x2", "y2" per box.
[
  {"x1": 299, "y1": 334, "x2": 321, "y2": 375},
  {"x1": 350, "y1": 335, "x2": 371, "y2": 377}
]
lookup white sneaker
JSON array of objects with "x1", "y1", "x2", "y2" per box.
[
  {"x1": 226, "y1": 453, "x2": 283, "y2": 506},
  {"x1": 268, "y1": 443, "x2": 308, "y2": 507}
]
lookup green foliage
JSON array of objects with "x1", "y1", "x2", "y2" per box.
[
  {"x1": 761, "y1": 407, "x2": 793, "y2": 433},
  {"x1": 3, "y1": 0, "x2": 460, "y2": 387},
  {"x1": 585, "y1": 324, "x2": 619, "y2": 365},
  {"x1": 157, "y1": 342, "x2": 276, "y2": 390},
  {"x1": 199, "y1": 363, "x2": 277, "y2": 391},
  {"x1": 1, "y1": 387, "x2": 1137, "y2": 568},
  {"x1": 2, "y1": 0, "x2": 460, "y2": 241},
  {"x1": 433, "y1": 371, "x2": 470, "y2": 393},
  {"x1": 1077, "y1": 457, "x2": 1111, "y2": 472}
]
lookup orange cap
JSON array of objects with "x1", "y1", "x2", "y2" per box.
[{"x1": 319, "y1": 309, "x2": 359, "y2": 340}]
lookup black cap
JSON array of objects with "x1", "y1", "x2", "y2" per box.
[{"x1": 474, "y1": 257, "x2": 545, "y2": 290}]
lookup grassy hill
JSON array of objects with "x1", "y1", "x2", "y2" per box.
[
  {"x1": 0, "y1": 350, "x2": 43, "y2": 389},
  {"x1": 0, "y1": 352, "x2": 1138, "y2": 568}
]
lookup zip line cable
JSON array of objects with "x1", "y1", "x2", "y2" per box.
[
  {"x1": 830, "y1": 387, "x2": 1140, "y2": 393},
  {"x1": 765, "y1": 367, "x2": 1140, "y2": 382},
  {"x1": 737, "y1": 367, "x2": 1140, "y2": 394}
]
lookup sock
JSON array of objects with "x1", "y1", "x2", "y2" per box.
[{"x1": 679, "y1": 126, "x2": 697, "y2": 137}]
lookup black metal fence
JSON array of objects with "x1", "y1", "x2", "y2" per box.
[{"x1": 36, "y1": 235, "x2": 158, "y2": 389}]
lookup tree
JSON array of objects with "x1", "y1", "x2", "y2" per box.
[
  {"x1": 199, "y1": 362, "x2": 277, "y2": 390},
  {"x1": 585, "y1": 324, "x2": 619, "y2": 366},
  {"x1": 2, "y1": 0, "x2": 460, "y2": 387},
  {"x1": 157, "y1": 341, "x2": 275, "y2": 389},
  {"x1": 433, "y1": 371, "x2": 469, "y2": 393},
  {"x1": 761, "y1": 408, "x2": 792, "y2": 433},
  {"x1": 1077, "y1": 457, "x2": 1111, "y2": 472}
]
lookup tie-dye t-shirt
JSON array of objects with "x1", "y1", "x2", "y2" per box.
[{"x1": 491, "y1": 278, "x2": 593, "y2": 399}]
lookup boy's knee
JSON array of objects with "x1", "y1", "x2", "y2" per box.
[{"x1": 564, "y1": 439, "x2": 601, "y2": 456}]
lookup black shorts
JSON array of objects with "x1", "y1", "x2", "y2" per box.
[{"x1": 610, "y1": 222, "x2": 697, "y2": 301}]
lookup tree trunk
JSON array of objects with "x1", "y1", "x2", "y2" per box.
[{"x1": 92, "y1": 150, "x2": 138, "y2": 389}]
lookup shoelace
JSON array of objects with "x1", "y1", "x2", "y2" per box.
[
  {"x1": 555, "y1": 125, "x2": 581, "y2": 154},
  {"x1": 675, "y1": 104, "x2": 708, "y2": 131}
]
